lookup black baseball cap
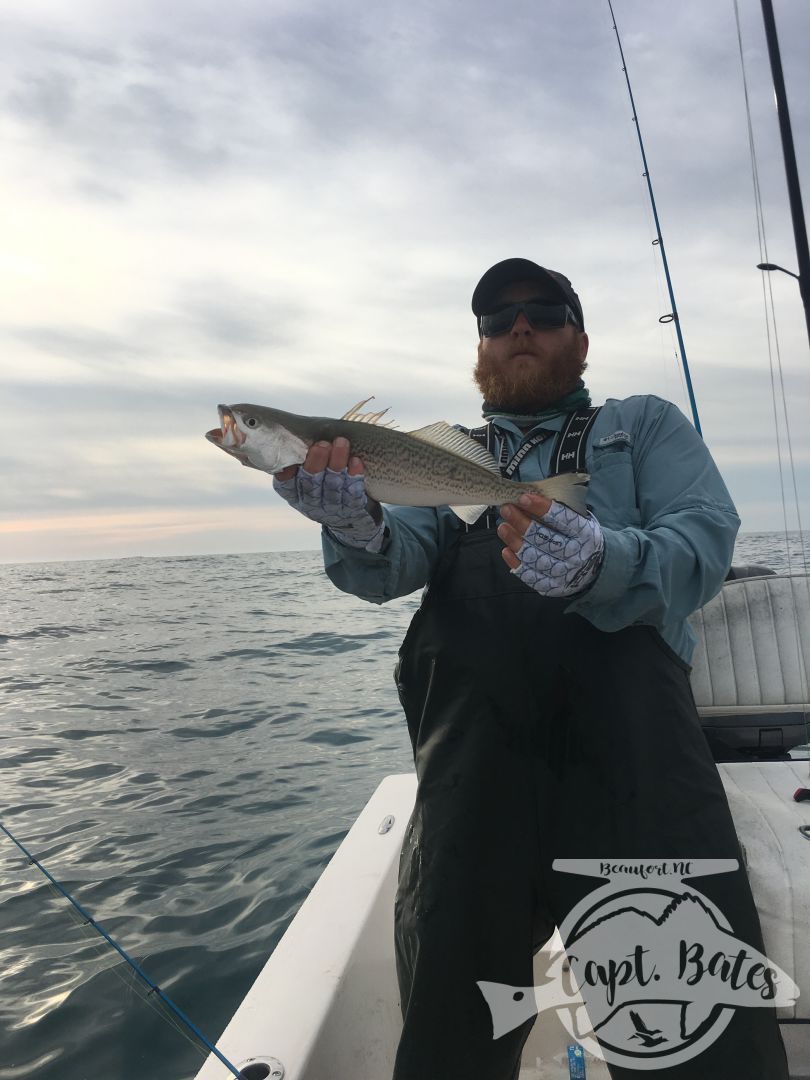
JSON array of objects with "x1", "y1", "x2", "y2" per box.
[{"x1": 471, "y1": 258, "x2": 585, "y2": 330}]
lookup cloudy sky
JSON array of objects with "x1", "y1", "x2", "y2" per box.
[{"x1": 2, "y1": 0, "x2": 808, "y2": 563}]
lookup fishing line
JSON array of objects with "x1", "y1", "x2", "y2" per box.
[
  {"x1": 733, "y1": 0, "x2": 810, "y2": 756},
  {"x1": 638, "y1": 165, "x2": 687, "y2": 406},
  {"x1": 612, "y1": 60, "x2": 682, "y2": 403},
  {"x1": 0, "y1": 820, "x2": 246, "y2": 1080},
  {"x1": 606, "y1": 0, "x2": 702, "y2": 436},
  {"x1": 50, "y1": 891, "x2": 209, "y2": 1062},
  {"x1": 733, "y1": 3, "x2": 809, "y2": 563},
  {"x1": 618, "y1": 70, "x2": 686, "y2": 407},
  {"x1": 733, "y1": 0, "x2": 807, "y2": 568},
  {"x1": 189, "y1": 834, "x2": 275, "y2": 882},
  {"x1": 58, "y1": 900, "x2": 208, "y2": 1061}
]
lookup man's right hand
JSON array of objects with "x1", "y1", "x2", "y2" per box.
[{"x1": 273, "y1": 437, "x2": 385, "y2": 549}]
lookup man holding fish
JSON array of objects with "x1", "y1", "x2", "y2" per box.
[{"x1": 209, "y1": 258, "x2": 788, "y2": 1077}]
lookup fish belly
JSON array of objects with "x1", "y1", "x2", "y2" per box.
[{"x1": 364, "y1": 476, "x2": 504, "y2": 508}]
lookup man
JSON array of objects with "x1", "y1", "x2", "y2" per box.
[{"x1": 273, "y1": 259, "x2": 788, "y2": 1079}]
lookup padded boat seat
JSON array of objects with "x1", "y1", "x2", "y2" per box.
[{"x1": 689, "y1": 573, "x2": 810, "y2": 757}]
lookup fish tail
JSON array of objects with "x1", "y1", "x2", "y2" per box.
[{"x1": 528, "y1": 472, "x2": 590, "y2": 516}]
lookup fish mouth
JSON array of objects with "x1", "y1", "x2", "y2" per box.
[{"x1": 206, "y1": 405, "x2": 247, "y2": 449}]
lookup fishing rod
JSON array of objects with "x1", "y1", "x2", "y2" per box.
[
  {"x1": 0, "y1": 819, "x2": 245, "y2": 1080},
  {"x1": 756, "y1": 0, "x2": 810, "y2": 351},
  {"x1": 606, "y1": 0, "x2": 703, "y2": 437}
]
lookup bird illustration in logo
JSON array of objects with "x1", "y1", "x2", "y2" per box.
[{"x1": 628, "y1": 1010, "x2": 666, "y2": 1048}]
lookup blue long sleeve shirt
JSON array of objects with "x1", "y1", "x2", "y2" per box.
[{"x1": 321, "y1": 395, "x2": 740, "y2": 665}]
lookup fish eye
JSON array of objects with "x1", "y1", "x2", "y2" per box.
[{"x1": 246, "y1": 417, "x2": 258, "y2": 428}]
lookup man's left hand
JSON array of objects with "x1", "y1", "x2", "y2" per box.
[{"x1": 497, "y1": 493, "x2": 605, "y2": 598}]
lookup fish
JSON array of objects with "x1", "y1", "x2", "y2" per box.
[{"x1": 205, "y1": 397, "x2": 589, "y2": 523}]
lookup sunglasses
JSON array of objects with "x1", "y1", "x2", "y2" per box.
[{"x1": 478, "y1": 300, "x2": 580, "y2": 337}]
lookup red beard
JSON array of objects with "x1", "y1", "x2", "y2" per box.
[{"x1": 473, "y1": 340, "x2": 588, "y2": 412}]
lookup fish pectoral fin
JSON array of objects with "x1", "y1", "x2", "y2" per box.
[
  {"x1": 449, "y1": 503, "x2": 490, "y2": 524},
  {"x1": 340, "y1": 397, "x2": 397, "y2": 427},
  {"x1": 408, "y1": 422, "x2": 501, "y2": 474},
  {"x1": 531, "y1": 472, "x2": 590, "y2": 516}
]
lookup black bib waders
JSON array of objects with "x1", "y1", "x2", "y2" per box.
[{"x1": 391, "y1": 425, "x2": 788, "y2": 1080}]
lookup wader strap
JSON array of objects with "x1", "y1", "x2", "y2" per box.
[
  {"x1": 459, "y1": 411, "x2": 600, "y2": 532},
  {"x1": 500, "y1": 429, "x2": 556, "y2": 477},
  {"x1": 459, "y1": 424, "x2": 499, "y2": 532},
  {"x1": 549, "y1": 406, "x2": 601, "y2": 474}
]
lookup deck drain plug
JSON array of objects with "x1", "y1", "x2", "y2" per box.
[{"x1": 238, "y1": 1057, "x2": 284, "y2": 1080}]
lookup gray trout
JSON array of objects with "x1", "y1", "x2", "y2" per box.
[{"x1": 206, "y1": 398, "x2": 589, "y2": 523}]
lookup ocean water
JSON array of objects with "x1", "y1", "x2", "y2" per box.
[{"x1": 0, "y1": 533, "x2": 808, "y2": 1080}]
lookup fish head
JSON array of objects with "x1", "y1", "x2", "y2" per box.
[{"x1": 206, "y1": 404, "x2": 310, "y2": 473}]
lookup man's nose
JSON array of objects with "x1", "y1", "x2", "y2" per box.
[{"x1": 511, "y1": 310, "x2": 534, "y2": 334}]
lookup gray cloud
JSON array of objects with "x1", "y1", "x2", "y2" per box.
[
  {"x1": 170, "y1": 280, "x2": 295, "y2": 351},
  {"x1": 5, "y1": 0, "x2": 802, "y2": 207},
  {"x1": 11, "y1": 325, "x2": 145, "y2": 364},
  {"x1": 6, "y1": 279, "x2": 300, "y2": 378}
]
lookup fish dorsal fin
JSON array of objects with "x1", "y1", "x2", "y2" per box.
[
  {"x1": 408, "y1": 422, "x2": 501, "y2": 475},
  {"x1": 340, "y1": 396, "x2": 397, "y2": 427}
]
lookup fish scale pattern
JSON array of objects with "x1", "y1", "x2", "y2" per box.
[
  {"x1": 513, "y1": 501, "x2": 605, "y2": 597},
  {"x1": 273, "y1": 466, "x2": 386, "y2": 551}
]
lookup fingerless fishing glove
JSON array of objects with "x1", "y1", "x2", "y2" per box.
[
  {"x1": 273, "y1": 465, "x2": 387, "y2": 552},
  {"x1": 512, "y1": 501, "x2": 605, "y2": 598}
]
